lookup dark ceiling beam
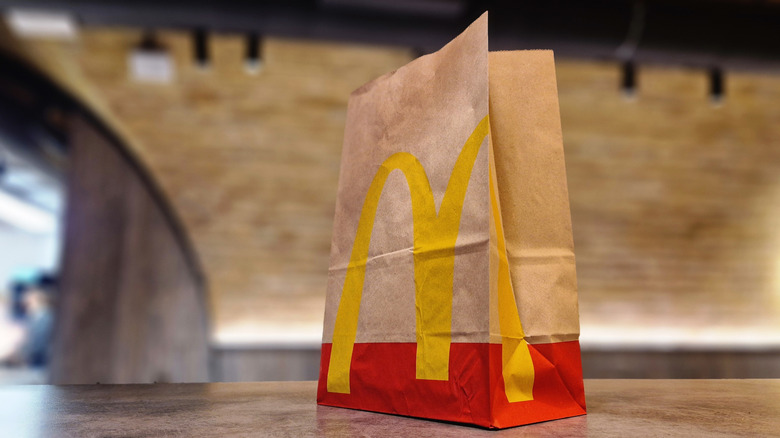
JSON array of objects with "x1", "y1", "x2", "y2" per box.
[{"x1": 1, "y1": 0, "x2": 779, "y2": 72}]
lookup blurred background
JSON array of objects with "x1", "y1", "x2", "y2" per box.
[{"x1": 0, "y1": 0, "x2": 778, "y2": 385}]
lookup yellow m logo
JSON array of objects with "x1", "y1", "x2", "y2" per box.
[{"x1": 327, "y1": 115, "x2": 534, "y2": 402}]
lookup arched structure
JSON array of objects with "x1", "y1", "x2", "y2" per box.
[{"x1": 0, "y1": 46, "x2": 211, "y2": 384}]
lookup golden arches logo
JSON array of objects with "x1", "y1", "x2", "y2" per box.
[{"x1": 327, "y1": 115, "x2": 534, "y2": 402}]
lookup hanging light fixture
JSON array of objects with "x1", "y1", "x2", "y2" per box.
[
  {"x1": 193, "y1": 28, "x2": 210, "y2": 69},
  {"x1": 616, "y1": 1, "x2": 645, "y2": 101},
  {"x1": 709, "y1": 67, "x2": 725, "y2": 106},
  {"x1": 245, "y1": 33, "x2": 263, "y2": 74},
  {"x1": 5, "y1": 8, "x2": 78, "y2": 40},
  {"x1": 621, "y1": 60, "x2": 637, "y2": 100},
  {"x1": 129, "y1": 31, "x2": 174, "y2": 83}
]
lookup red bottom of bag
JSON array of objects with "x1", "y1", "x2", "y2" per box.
[{"x1": 317, "y1": 341, "x2": 586, "y2": 429}]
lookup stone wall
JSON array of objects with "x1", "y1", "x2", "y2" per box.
[
  {"x1": 70, "y1": 29, "x2": 411, "y2": 341},
  {"x1": 31, "y1": 28, "x2": 780, "y2": 348}
]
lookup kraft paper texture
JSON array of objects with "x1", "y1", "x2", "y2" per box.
[
  {"x1": 323, "y1": 15, "x2": 491, "y2": 346},
  {"x1": 488, "y1": 50, "x2": 580, "y2": 345},
  {"x1": 323, "y1": 15, "x2": 579, "y2": 402},
  {"x1": 322, "y1": 15, "x2": 579, "y2": 348},
  {"x1": 318, "y1": 13, "x2": 585, "y2": 426}
]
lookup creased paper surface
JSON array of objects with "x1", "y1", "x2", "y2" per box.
[
  {"x1": 318, "y1": 12, "x2": 585, "y2": 428},
  {"x1": 322, "y1": 15, "x2": 490, "y2": 346}
]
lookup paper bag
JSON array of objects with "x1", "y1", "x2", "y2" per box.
[{"x1": 317, "y1": 13, "x2": 585, "y2": 429}]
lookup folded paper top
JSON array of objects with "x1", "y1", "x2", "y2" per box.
[{"x1": 323, "y1": 13, "x2": 491, "y2": 344}]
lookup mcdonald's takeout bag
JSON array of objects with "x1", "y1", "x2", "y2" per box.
[{"x1": 317, "y1": 13, "x2": 585, "y2": 429}]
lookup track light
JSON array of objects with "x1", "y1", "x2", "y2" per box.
[
  {"x1": 193, "y1": 28, "x2": 209, "y2": 69},
  {"x1": 245, "y1": 33, "x2": 262, "y2": 74},
  {"x1": 621, "y1": 60, "x2": 637, "y2": 100},
  {"x1": 129, "y1": 31, "x2": 173, "y2": 83},
  {"x1": 709, "y1": 67, "x2": 724, "y2": 106},
  {"x1": 5, "y1": 8, "x2": 78, "y2": 40}
]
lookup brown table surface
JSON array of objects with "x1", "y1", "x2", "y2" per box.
[{"x1": 1, "y1": 379, "x2": 778, "y2": 437}]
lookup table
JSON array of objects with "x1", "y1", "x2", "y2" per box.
[{"x1": 1, "y1": 380, "x2": 778, "y2": 437}]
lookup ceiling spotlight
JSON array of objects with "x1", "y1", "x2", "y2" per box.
[
  {"x1": 193, "y1": 28, "x2": 210, "y2": 69},
  {"x1": 621, "y1": 60, "x2": 637, "y2": 100},
  {"x1": 5, "y1": 8, "x2": 78, "y2": 40},
  {"x1": 245, "y1": 33, "x2": 263, "y2": 74},
  {"x1": 709, "y1": 67, "x2": 724, "y2": 106},
  {"x1": 129, "y1": 32, "x2": 174, "y2": 83}
]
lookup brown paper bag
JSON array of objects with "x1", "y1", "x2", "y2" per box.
[{"x1": 317, "y1": 12, "x2": 585, "y2": 429}]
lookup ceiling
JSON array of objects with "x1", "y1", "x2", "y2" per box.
[{"x1": 0, "y1": 0, "x2": 779, "y2": 71}]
